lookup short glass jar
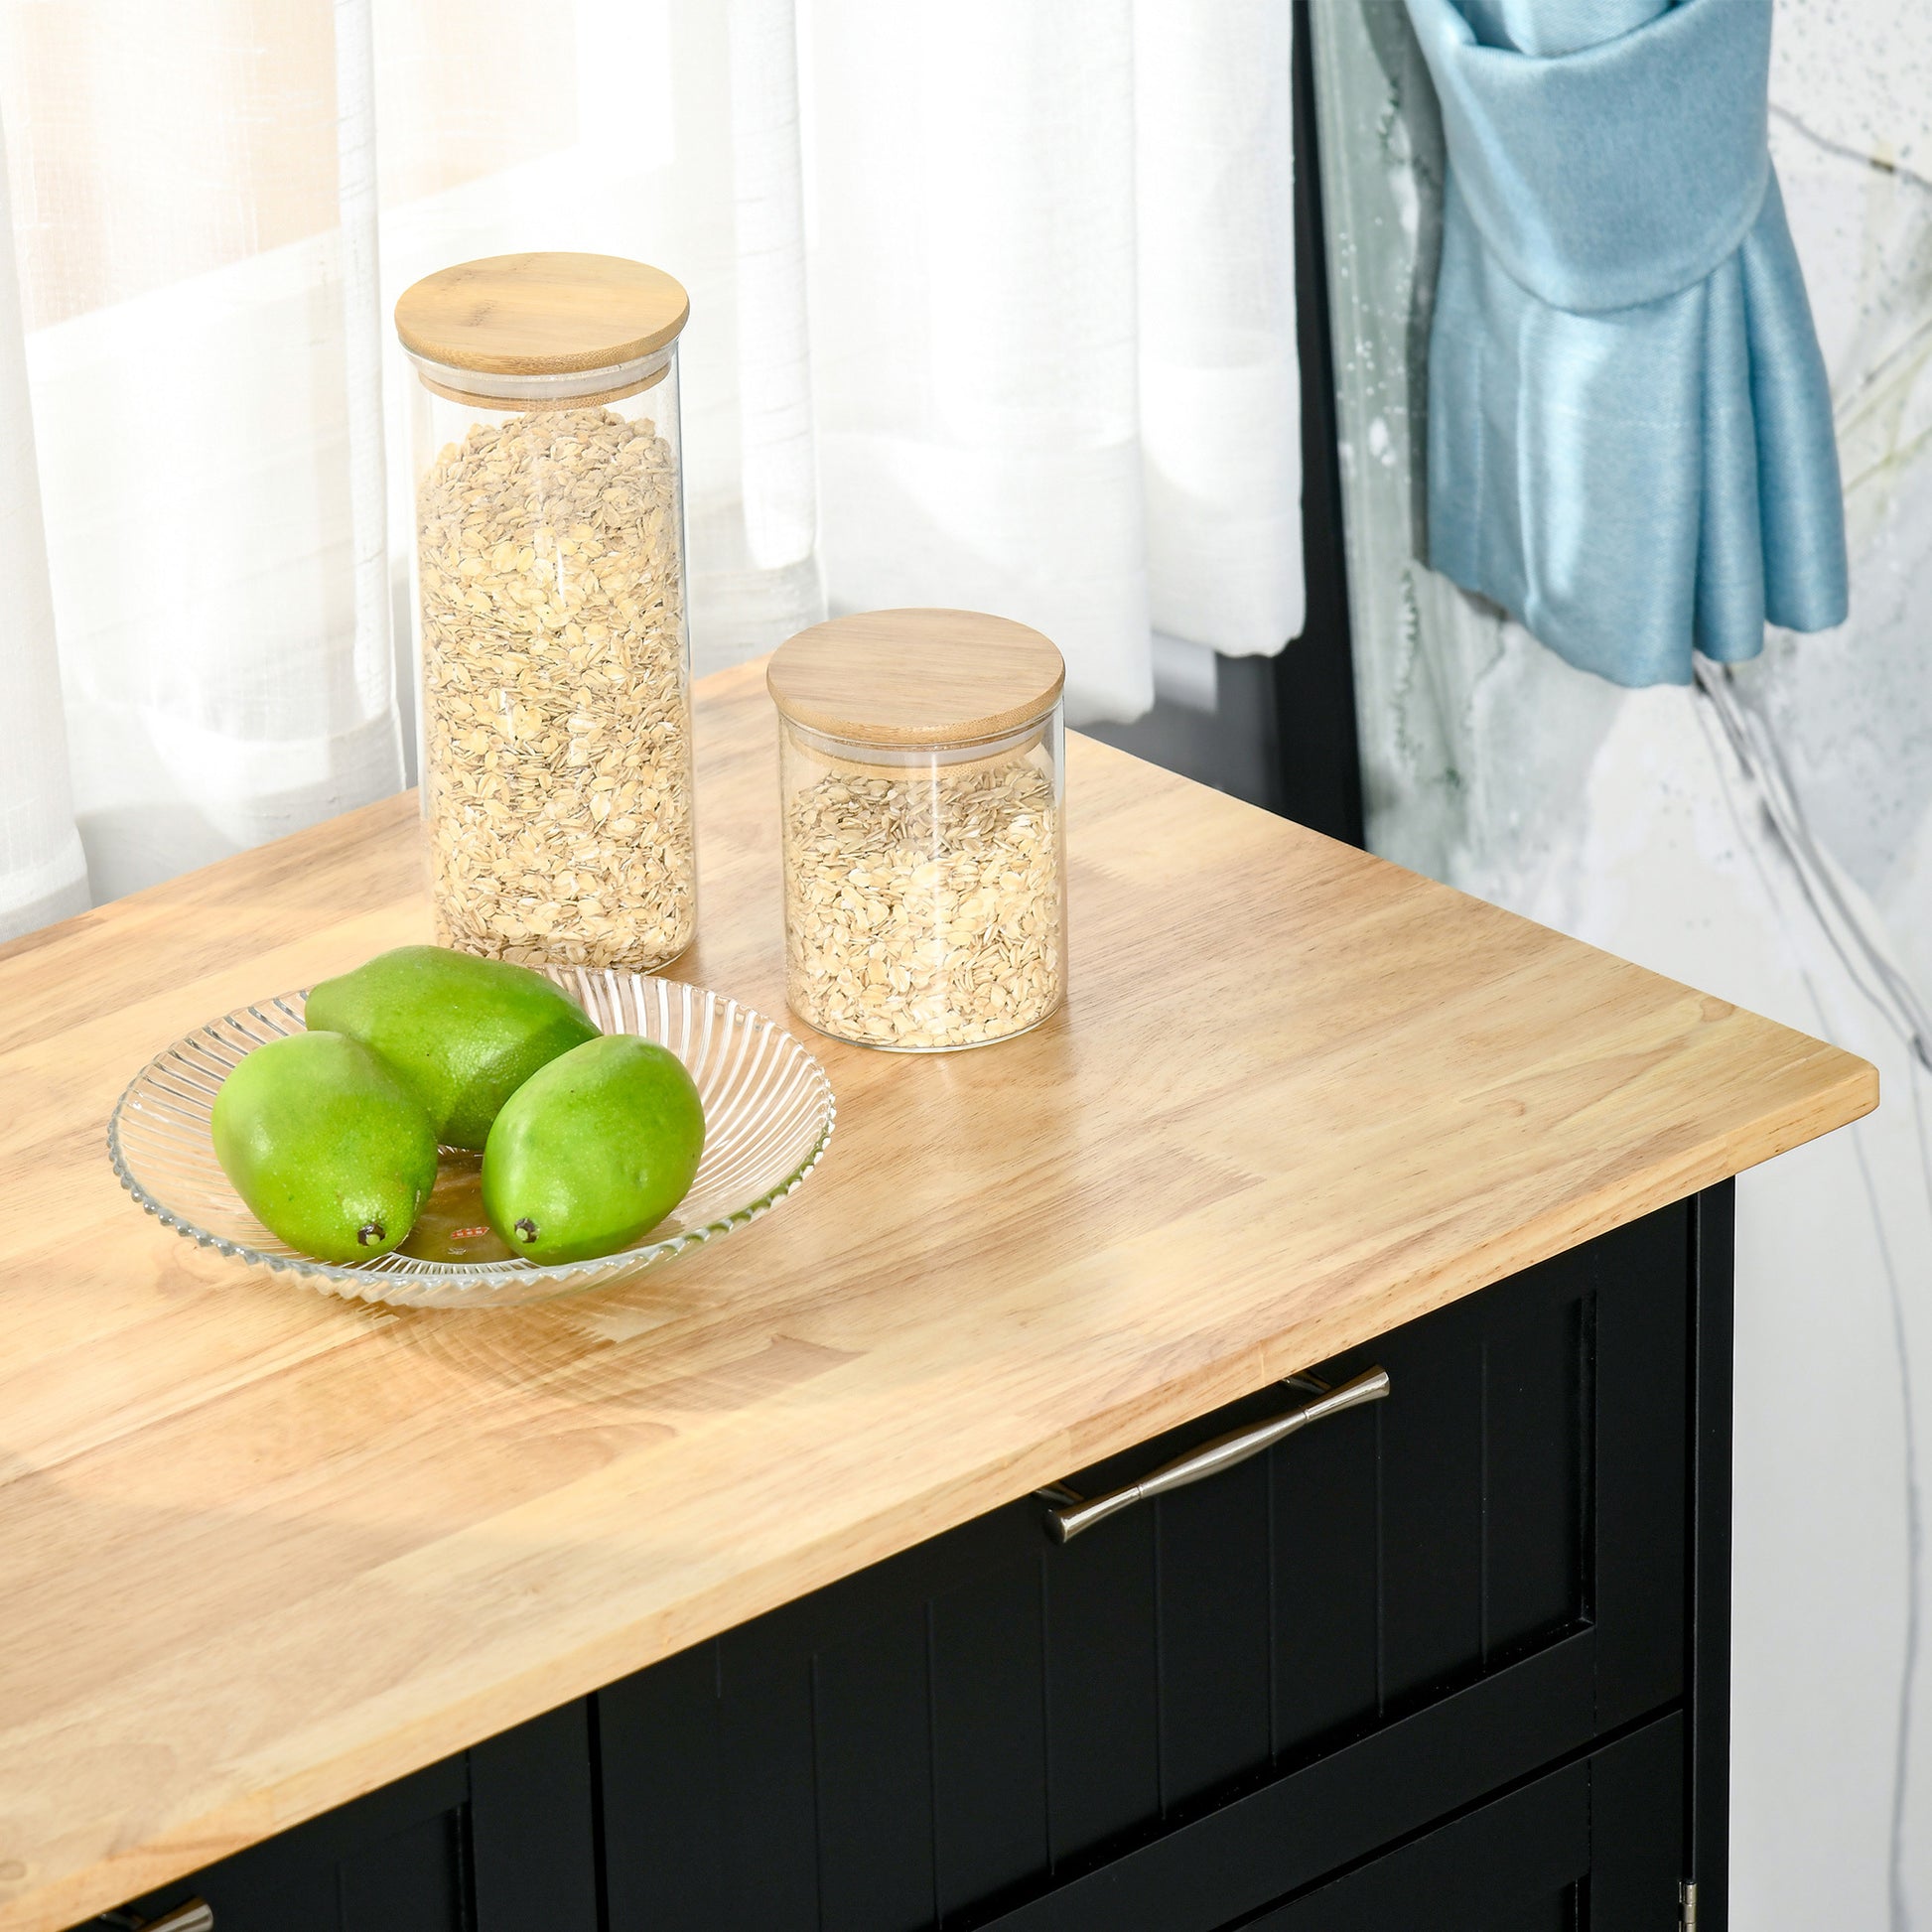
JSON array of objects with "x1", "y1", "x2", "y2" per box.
[
  {"x1": 394, "y1": 252, "x2": 697, "y2": 972},
  {"x1": 767, "y1": 610, "x2": 1067, "y2": 1050}
]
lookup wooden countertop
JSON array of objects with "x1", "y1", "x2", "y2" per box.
[{"x1": 0, "y1": 662, "x2": 1874, "y2": 1931}]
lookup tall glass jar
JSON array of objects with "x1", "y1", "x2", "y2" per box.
[
  {"x1": 394, "y1": 253, "x2": 696, "y2": 971},
  {"x1": 767, "y1": 610, "x2": 1067, "y2": 1050}
]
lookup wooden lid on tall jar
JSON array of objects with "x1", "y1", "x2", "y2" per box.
[{"x1": 766, "y1": 609, "x2": 1066, "y2": 749}]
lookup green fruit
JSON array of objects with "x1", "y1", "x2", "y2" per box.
[
  {"x1": 211, "y1": 1031, "x2": 440, "y2": 1263},
  {"x1": 305, "y1": 945, "x2": 599, "y2": 1151},
  {"x1": 482, "y1": 1035, "x2": 705, "y2": 1265}
]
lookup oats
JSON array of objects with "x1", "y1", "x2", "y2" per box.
[
  {"x1": 417, "y1": 405, "x2": 695, "y2": 971},
  {"x1": 781, "y1": 752, "x2": 1063, "y2": 1049}
]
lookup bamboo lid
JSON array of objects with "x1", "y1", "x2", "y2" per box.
[
  {"x1": 394, "y1": 253, "x2": 690, "y2": 376},
  {"x1": 767, "y1": 609, "x2": 1066, "y2": 748}
]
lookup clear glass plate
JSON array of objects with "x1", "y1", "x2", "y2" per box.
[{"x1": 108, "y1": 971, "x2": 835, "y2": 1309}]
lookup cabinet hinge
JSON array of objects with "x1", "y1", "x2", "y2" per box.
[{"x1": 1681, "y1": 1879, "x2": 1699, "y2": 1930}]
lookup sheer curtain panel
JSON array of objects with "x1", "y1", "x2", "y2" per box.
[
  {"x1": 0, "y1": 97, "x2": 83, "y2": 941},
  {"x1": 0, "y1": 0, "x2": 1301, "y2": 941},
  {"x1": 807, "y1": 0, "x2": 1303, "y2": 721}
]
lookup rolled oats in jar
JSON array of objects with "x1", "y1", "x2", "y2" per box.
[
  {"x1": 767, "y1": 609, "x2": 1067, "y2": 1051},
  {"x1": 395, "y1": 253, "x2": 696, "y2": 971}
]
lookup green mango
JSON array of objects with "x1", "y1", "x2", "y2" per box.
[
  {"x1": 481, "y1": 1035, "x2": 706, "y2": 1265},
  {"x1": 305, "y1": 945, "x2": 599, "y2": 1151},
  {"x1": 211, "y1": 1031, "x2": 439, "y2": 1263}
]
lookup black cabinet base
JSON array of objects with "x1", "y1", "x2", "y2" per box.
[
  {"x1": 88, "y1": 1186, "x2": 1731, "y2": 1932},
  {"x1": 96, "y1": 1710, "x2": 598, "y2": 1932},
  {"x1": 1236, "y1": 1712, "x2": 1683, "y2": 1932}
]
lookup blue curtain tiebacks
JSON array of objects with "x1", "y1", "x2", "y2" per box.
[{"x1": 1405, "y1": 0, "x2": 1849, "y2": 686}]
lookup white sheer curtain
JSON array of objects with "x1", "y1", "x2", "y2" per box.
[
  {"x1": 0, "y1": 117, "x2": 82, "y2": 940},
  {"x1": 0, "y1": 0, "x2": 1301, "y2": 943}
]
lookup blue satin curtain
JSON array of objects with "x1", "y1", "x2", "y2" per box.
[{"x1": 1405, "y1": 0, "x2": 1849, "y2": 686}]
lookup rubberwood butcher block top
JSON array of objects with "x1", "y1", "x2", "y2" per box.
[{"x1": 0, "y1": 660, "x2": 1874, "y2": 1931}]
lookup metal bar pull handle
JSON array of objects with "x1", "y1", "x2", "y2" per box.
[
  {"x1": 111, "y1": 1904, "x2": 212, "y2": 1932},
  {"x1": 1040, "y1": 1367, "x2": 1390, "y2": 1544}
]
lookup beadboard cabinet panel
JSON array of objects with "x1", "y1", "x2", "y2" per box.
[
  {"x1": 1232, "y1": 1714, "x2": 1685, "y2": 1932},
  {"x1": 94, "y1": 1715, "x2": 597, "y2": 1932},
  {"x1": 85, "y1": 1190, "x2": 1719, "y2": 1932},
  {"x1": 594, "y1": 1199, "x2": 1693, "y2": 1932}
]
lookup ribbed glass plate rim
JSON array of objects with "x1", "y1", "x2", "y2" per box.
[{"x1": 106, "y1": 972, "x2": 835, "y2": 1307}]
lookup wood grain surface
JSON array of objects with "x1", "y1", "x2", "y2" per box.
[
  {"x1": 0, "y1": 661, "x2": 1873, "y2": 1932},
  {"x1": 393, "y1": 252, "x2": 689, "y2": 374},
  {"x1": 766, "y1": 609, "x2": 1066, "y2": 745}
]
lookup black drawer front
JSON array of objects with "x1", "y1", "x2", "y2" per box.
[
  {"x1": 93, "y1": 1703, "x2": 599, "y2": 1932},
  {"x1": 597, "y1": 1201, "x2": 1693, "y2": 1932},
  {"x1": 1225, "y1": 1710, "x2": 1683, "y2": 1932},
  {"x1": 87, "y1": 1201, "x2": 1697, "y2": 1932}
]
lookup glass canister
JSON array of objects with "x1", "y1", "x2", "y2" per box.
[
  {"x1": 394, "y1": 252, "x2": 696, "y2": 971},
  {"x1": 767, "y1": 609, "x2": 1067, "y2": 1050}
]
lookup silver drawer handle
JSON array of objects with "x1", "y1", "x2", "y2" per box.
[
  {"x1": 1038, "y1": 1367, "x2": 1390, "y2": 1543},
  {"x1": 116, "y1": 1902, "x2": 211, "y2": 1932}
]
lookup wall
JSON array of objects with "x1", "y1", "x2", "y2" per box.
[{"x1": 1311, "y1": 3, "x2": 1932, "y2": 1923}]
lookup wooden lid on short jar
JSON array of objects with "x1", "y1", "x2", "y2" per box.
[
  {"x1": 394, "y1": 253, "x2": 690, "y2": 376},
  {"x1": 767, "y1": 609, "x2": 1067, "y2": 748}
]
